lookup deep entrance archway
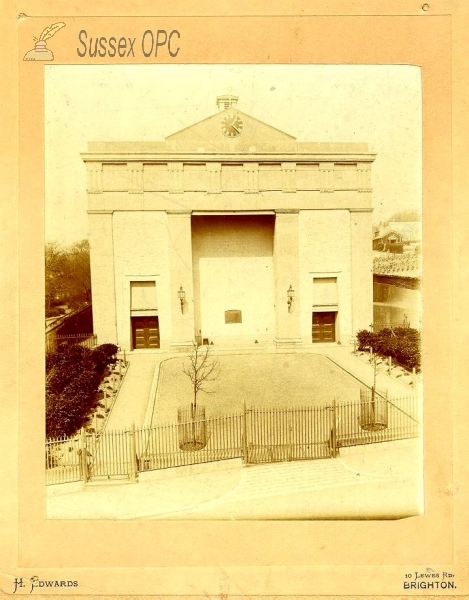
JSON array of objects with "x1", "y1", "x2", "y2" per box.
[{"x1": 192, "y1": 214, "x2": 275, "y2": 346}]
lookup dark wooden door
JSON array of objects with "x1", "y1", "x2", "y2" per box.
[
  {"x1": 132, "y1": 317, "x2": 160, "y2": 349},
  {"x1": 312, "y1": 312, "x2": 336, "y2": 343}
]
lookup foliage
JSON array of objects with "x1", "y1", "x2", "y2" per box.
[
  {"x1": 46, "y1": 306, "x2": 67, "y2": 317},
  {"x1": 376, "y1": 209, "x2": 422, "y2": 230},
  {"x1": 356, "y1": 327, "x2": 421, "y2": 373},
  {"x1": 45, "y1": 239, "x2": 91, "y2": 313},
  {"x1": 182, "y1": 343, "x2": 220, "y2": 410},
  {"x1": 46, "y1": 343, "x2": 118, "y2": 438},
  {"x1": 356, "y1": 330, "x2": 374, "y2": 351}
]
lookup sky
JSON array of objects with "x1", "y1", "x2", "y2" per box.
[{"x1": 45, "y1": 64, "x2": 422, "y2": 245}]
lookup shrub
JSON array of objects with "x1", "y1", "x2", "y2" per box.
[
  {"x1": 45, "y1": 343, "x2": 119, "y2": 438},
  {"x1": 356, "y1": 330, "x2": 374, "y2": 351},
  {"x1": 356, "y1": 327, "x2": 421, "y2": 373}
]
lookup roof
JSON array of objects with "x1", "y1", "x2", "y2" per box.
[
  {"x1": 373, "y1": 253, "x2": 421, "y2": 278},
  {"x1": 388, "y1": 222, "x2": 422, "y2": 241},
  {"x1": 373, "y1": 221, "x2": 422, "y2": 242}
]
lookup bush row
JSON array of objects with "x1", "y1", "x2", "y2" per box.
[
  {"x1": 356, "y1": 327, "x2": 421, "y2": 373},
  {"x1": 46, "y1": 343, "x2": 118, "y2": 439}
]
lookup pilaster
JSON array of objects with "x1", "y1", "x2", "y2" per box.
[
  {"x1": 168, "y1": 162, "x2": 184, "y2": 194},
  {"x1": 86, "y1": 162, "x2": 103, "y2": 194},
  {"x1": 167, "y1": 211, "x2": 195, "y2": 350},
  {"x1": 206, "y1": 162, "x2": 221, "y2": 194},
  {"x1": 87, "y1": 210, "x2": 117, "y2": 345},
  {"x1": 128, "y1": 162, "x2": 144, "y2": 194},
  {"x1": 319, "y1": 162, "x2": 335, "y2": 193},
  {"x1": 350, "y1": 208, "x2": 374, "y2": 336},
  {"x1": 281, "y1": 162, "x2": 296, "y2": 193},
  {"x1": 357, "y1": 162, "x2": 372, "y2": 192},
  {"x1": 273, "y1": 210, "x2": 302, "y2": 348},
  {"x1": 244, "y1": 163, "x2": 259, "y2": 194}
]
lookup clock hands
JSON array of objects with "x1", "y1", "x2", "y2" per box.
[{"x1": 221, "y1": 114, "x2": 243, "y2": 137}]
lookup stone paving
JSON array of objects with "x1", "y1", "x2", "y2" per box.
[
  {"x1": 105, "y1": 353, "x2": 162, "y2": 430},
  {"x1": 46, "y1": 438, "x2": 422, "y2": 520}
]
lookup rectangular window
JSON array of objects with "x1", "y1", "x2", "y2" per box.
[
  {"x1": 225, "y1": 310, "x2": 242, "y2": 324},
  {"x1": 131, "y1": 281, "x2": 157, "y2": 310},
  {"x1": 313, "y1": 277, "x2": 338, "y2": 306}
]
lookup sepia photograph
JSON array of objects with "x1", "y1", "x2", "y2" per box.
[{"x1": 44, "y1": 64, "x2": 423, "y2": 520}]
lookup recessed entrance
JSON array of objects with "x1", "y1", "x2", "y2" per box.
[
  {"x1": 192, "y1": 215, "x2": 275, "y2": 346},
  {"x1": 312, "y1": 312, "x2": 336, "y2": 343},
  {"x1": 131, "y1": 316, "x2": 160, "y2": 349}
]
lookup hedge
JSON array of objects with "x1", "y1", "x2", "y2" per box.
[
  {"x1": 356, "y1": 327, "x2": 421, "y2": 373},
  {"x1": 46, "y1": 343, "x2": 118, "y2": 438}
]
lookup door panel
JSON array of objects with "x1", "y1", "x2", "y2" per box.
[
  {"x1": 132, "y1": 317, "x2": 160, "y2": 349},
  {"x1": 312, "y1": 312, "x2": 336, "y2": 343}
]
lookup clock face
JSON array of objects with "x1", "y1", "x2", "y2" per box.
[{"x1": 221, "y1": 113, "x2": 244, "y2": 138}]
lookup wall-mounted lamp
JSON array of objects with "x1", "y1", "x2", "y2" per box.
[
  {"x1": 178, "y1": 286, "x2": 185, "y2": 313},
  {"x1": 287, "y1": 284, "x2": 295, "y2": 313}
]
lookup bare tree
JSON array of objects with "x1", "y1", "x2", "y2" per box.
[
  {"x1": 182, "y1": 342, "x2": 220, "y2": 413},
  {"x1": 45, "y1": 239, "x2": 91, "y2": 314},
  {"x1": 45, "y1": 241, "x2": 66, "y2": 310}
]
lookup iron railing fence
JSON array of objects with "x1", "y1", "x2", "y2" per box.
[
  {"x1": 136, "y1": 413, "x2": 244, "y2": 471},
  {"x1": 46, "y1": 333, "x2": 98, "y2": 354},
  {"x1": 45, "y1": 434, "x2": 83, "y2": 485},
  {"x1": 246, "y1": 405, "x2": 334, "y2": 464},
  {"x1": 46, "y1": 395, "x2": 421, "y2": 485},
  {"x1": 336, "y1": 393, "x2": 421, "y2": 448}
]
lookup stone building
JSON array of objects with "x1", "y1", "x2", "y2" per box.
[{"x1": 82, "y1": 95, "x2": 376, "y2": 351}]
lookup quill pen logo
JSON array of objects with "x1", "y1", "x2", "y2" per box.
[{"x1": 23, "y1": 22, "x2": 66, "y2": 61}]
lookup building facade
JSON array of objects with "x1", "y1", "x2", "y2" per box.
[{"x1": 82, "y1": 96, "x2": 376, "y2": 351}]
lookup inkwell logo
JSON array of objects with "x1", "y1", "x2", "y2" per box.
[{"x1": 23, "y1": 22, "x2": 66, "y2": 61}]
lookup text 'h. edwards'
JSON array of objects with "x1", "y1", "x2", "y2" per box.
[{"x1": 82, "y1": 95, "x2": 376, "y2": 352}]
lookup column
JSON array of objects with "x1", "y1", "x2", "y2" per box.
[
  {"x1": 273, "y1": 210, "x2": 302, "y2": 348},
  {"x1": 167, "y1": 211, "x2": 195, "y2": 351},
  {"x1": 87, "y1": 211, "x2": 118, "y2": 345},
  {"x1": 350, "y1": 208, "x2": 374, "y2": 338}
]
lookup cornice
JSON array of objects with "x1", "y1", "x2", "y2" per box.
[{"x1": 81, "y1": 152, "x2": 377, "y2": 164}]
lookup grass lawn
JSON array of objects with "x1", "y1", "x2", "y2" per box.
[{"x1": 151, "y1": 353, "x2": 363, "y2": 425}]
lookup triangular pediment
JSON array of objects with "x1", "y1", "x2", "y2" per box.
[{"x1": 165, "y1": 108, "x2": 296, "y2": 152}]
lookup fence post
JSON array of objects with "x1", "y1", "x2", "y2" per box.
[
  {"x1": 242, "y1": 401, "x2": 249, "y2": 465},
  {"x1": 130, "y1": 422, "x2": 138, "y2": 483},
  {"x1": 80, "y1": 428, "x2": 88, "y2": 483},
  {"x1": 388, "y1": 355, "x2": 392, "y2": 375},
  {"x1": 331, "y1": 399, "x2": 338, "y2": 458},
  {"x1": 412, "y1": 367, "x2": 416, "y2": 388}
]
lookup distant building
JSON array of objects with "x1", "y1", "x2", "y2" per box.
[
  {"x1": 82, "y1": 96, "x2": 376, "y2": 351},
  {"x1": 373, "y1": 253, "x2": 421, "y2": 330},
  {"x1": 373, "y1": 221, "x2": 421, "y2": 251}
]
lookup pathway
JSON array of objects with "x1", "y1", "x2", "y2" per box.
[
  {"x1": 105, "y1": 353, "x2": 161, "y2": 430},
  {"x1": 317, "y1": 345, "x2": 420, "y2": 398}
]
